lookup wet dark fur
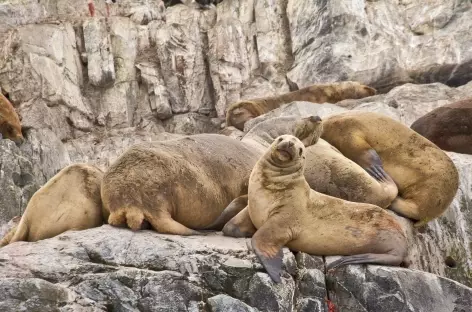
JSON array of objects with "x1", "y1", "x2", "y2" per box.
[{"x1": 410, "y1": 98, "x2": 472, "y2": 155}]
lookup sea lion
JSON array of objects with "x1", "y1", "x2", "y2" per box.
[
  {"x1": 410, "y1": 98, "x2": 472, "y2": 155},
  {"x1": 0, "y1": 92, "x2": 24, "y2": 145},
  {"x1": 203, "y1": 115, "x2": 325, "y2": 232},
  {"x1": 101, "y1": 134, "x2": 260, "y2": 235},
  {"x1": 215, "y1": 116, "x2": 398, "y2": 238},
  {"x1": 225, "y1": 81, "x2": 377, "y2": 131},
  {"x1": 102, "y1": 116, "x2": 324, "y2": 235},
  {"x1": 248, "y1": 135, "x2": 408, "y2": 283},
  {"x1": 0, "y1": 163, "x2": 104, "y2": 247},
  {"x1": 321, "y1": 111, "x2": 459, "y2": 227}
]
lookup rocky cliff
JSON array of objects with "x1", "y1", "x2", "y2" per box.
[{"x1": 1, "y1": 0, "x2": 472, "y2": 311}]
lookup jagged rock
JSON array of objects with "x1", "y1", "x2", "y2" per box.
[
  {"x1": 83, "y1": 18, "x2": 115, "y2": 87},
  {"x1": 136, "y1": 62, "x2": 173, "y2": 120},
  {"x1": 164, "y1": 113, "x2": 221, "y2": 134},
  {"x1": 287, "y1": 0, "x2": 472, "y2": 92},
  {"x1": 327, "y1": 265, "x2": 472, "y2": 312},
  {"x1": 154, "y1": 5, "x2": 215, "y2": 114},
  {"x1": 207, "y1": 294, "x2": 257, "y2": 312},
  {"x1": 0, "y1": 140, "x2": 39, "y2": 225},
  {"x1": 0, "y1": 226, "x2": 301, "y2": 311}
]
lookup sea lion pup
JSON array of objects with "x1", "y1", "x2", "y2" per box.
[
  {"x1": 410, "y1": 98, "x2": 472, "y2": 155},
  {"x1": 0, "y1": 163, "x2": 104, "y2": 247},
  {"x1": 0, "y1": 92, "x2": 24, "y2": 145},
  {"x1": 249, "y1": 135, "x2": 408, "y2": 283},
  {"x1": 204, "y1": 115, "x2": 325, "y2": 232},
  {"x1": 321, "y1": 111, "x2": 459, "y2": 227},
  {"x1": 216, "y1": 115, "x2": 398, "y2": 238},
  {"x1": 225, "y1": 81, "x2": 377, "y2": 131}
]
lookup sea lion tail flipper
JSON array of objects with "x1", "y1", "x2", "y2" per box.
[
  {"x1": 222, "y1": 207, "x2": 256, "y2": 238},
  {"x1": 251, "y1": 219, "x2": 292, "y2": 283},
  {"x1": 326, "y1": 253, "x2": 404, "y2": 271},
  {"x1": 203, "y1": 195, "x2": 248, "y2": 230},
  {"x1": 0, "y1": 225, "x2": 18, "y2": 247}
]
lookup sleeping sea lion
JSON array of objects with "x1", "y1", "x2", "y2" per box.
[{"x1": 321, "y1": 111, "x2": 459, "y2": 227}]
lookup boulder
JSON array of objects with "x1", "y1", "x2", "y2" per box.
[
  {"x1": 287, "y1": 0, "x2": 472, "y2": 92},
  {"x1": 1, "y1": 226, "x2": 472, "y2": 312}
]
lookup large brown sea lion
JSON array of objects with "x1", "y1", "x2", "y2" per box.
[
  {"x1": 0, "y1": 163, "x2": 104, "y2": 247},
  {"x1": 225, "y1": 81, "x2": 377, "y2": 131},
  {"x1": 101, "y1": 116, "x2": 324, "y2": 235},
  {"x1": 410, "y1": 98, "x2": 472, "y2": 155},
  {"x1": 248, "y1": 134, "x2": 408, "y2": 283},
  {"x1": 321, "y1": 111, "x2": 459, "y2": 227},
  {"x1": 0, "y1": 92, "x2": 24, "y2": 145}
]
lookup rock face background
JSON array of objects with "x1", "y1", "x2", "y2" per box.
[{"x1": 1, "y1": 0, "x2": 472, "y2": 311}]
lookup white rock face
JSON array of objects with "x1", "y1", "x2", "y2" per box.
[{"x1": 287, "y1": 0, "x2": 472, "y2": 92}]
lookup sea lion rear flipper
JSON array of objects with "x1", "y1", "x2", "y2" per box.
[
  {"x1": 326, "y1": 253, "x2": 404, "y2": 271},
  {"x1": 222, "y1": 206, "x2": 257, "y2": 238},
  {"x1": 388, "y1": 197, "x2": 421, "y2": 224},
  {"x1": 251, "y1": 219, "x2": 292, "y2": 283},
  {"x1": 146, "y1": 212, "x2": 203, "y2": 236},
  {"x1": 203, "y1": 195, "x2": 248, "y2": 230}
]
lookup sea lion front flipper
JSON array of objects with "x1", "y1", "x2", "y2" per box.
[
  {"x1": 251, "y1": 218, "x2": 292, "y2": 283},
  {"x1": 222, "y1": 206, "x2": 257, "y2": 238},
  {"x1": 203, "y1": 195, "x2": 248, "y2": 230}
]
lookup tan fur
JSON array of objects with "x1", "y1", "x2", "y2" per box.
[
  {"x1": 0, "y1": 92, "x2": 24, "y2": 144},
  {"x1": 219, "y1": 116, "x2": 397, "y2": 238},
  {"x1": 103, "y1": 117, "x2": 325, "y2": 235},
  {"x1": 101, "y1": 134, "x2": 261, "y2": 235},
  {"x1": 225, "y1": 81, "x2": 377, "y2": 130},
  {"x1": 1, "y1": 164, "x2": 104, "y2": 247},
  {"x1": 410, "y1": 98, "x2": 472, "y2": 155},
  {"x1": 305, "y1": 139, "x2": 398, "y2": 208},
  {"x1": 248, "y1": 135, "x2": 407, "y2": 282},
  {"x1": 321, "y1": 111, "x2": 459, "y2": 227}
]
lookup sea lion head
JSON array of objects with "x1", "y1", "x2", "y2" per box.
[
  {"x1": 270, "y1": 134, "x2": 306, "y2": 165},
  {"x1": 293, "y1": 115, "x2": 323, "y2": 147}
]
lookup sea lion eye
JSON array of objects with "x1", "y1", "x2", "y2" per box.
[{"x1": 299, "y1": 148, "x2": 303, "y2": 156}]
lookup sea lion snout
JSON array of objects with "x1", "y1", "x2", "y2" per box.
[
  {"x1": 307, "y1": 115, "x2": 322, "y2": 123},
  {"x1": 272, "y1": 135, "x2": 305, "y2": 162}
]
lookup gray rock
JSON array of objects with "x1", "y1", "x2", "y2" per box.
[
  {"x1": 164, "y1": 112, "x2": 220, "y2": 135},
  {"x1": 327, "y1": 265, "x2": 472, "y2": 312},
  {"x1": 0, "y1": 140, "x2": 40, "y2": 224},
  {"x1": 207, "y1": 294, "x2": 257, "y2": 312},
  {"x1": 83, "y1": 18, "x2": 115, "y2": 87},
  {"x1": 287, "y1": 0, "x2": 472, "y2": 92}
]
